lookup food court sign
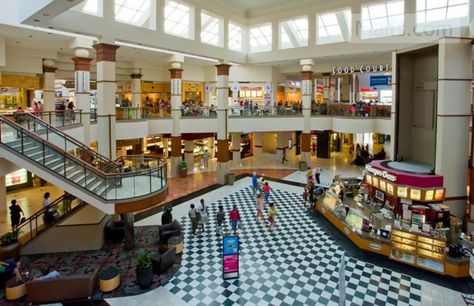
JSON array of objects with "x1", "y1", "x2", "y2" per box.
[
  {"x1": 332, "y1": 64, "x2": 390, "y2": 75},
  {"x1": 365, "y1": 164, "x2": 397, "y2": 182}
]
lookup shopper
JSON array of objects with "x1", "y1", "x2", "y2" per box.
[
  {"x1": 43, "y1": 192, "x2": 55, "y2": 223},
  {"x1": 303, "y1": 188, "x2": 308, "y2": 207},
  {"x1": 281, "y1": 147, "x2": 287, "y2": 164},
  {"x1": 32, "y1": 102, "x2": 40, "y2": 115},
  {"x1": 203, "y1": 149, "x2": 209, "y2": 167},
  {"x1": 268, "y1": 203, "x2": 277, "y2": 231},
  {"x1": 256, "y1": 192, "x2": 264, "y2": 222},
  {"x1": 229, "y1": 205, "x2": 241, "y2": 235},
  {"x1": 263, "y1": 182, "x2": 271, "y2": 203},
  {"x1": 9, "y1": 199, "x2": 24, "y2": 228},
  {"x1": 306, "y1": 167, "x2": 314, "y2": 185},
  {"x1": 188, "y1": 204, "x2": 198, "y2": 235},
  {"x1": 252, "y1": 172, "x2": 258, "y2": 197},
  {"x1": 0, "y1": 260, "x2": 22, "y2": 282},
  {"x1": 216, "y1": 205, "x2": 225, "y2": 236},
  {"x1": 199, "y1": 199, "x2": 209, "y2": 231},
  {"x1": 315, "y1": 165, "x2": 322, "y2": 185}
]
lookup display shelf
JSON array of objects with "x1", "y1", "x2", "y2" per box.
[
  {"x1": 392, "y1": 229, "x2": 417, "y2": 240},
  {"x1": 418, "y1": 236, "x2": 445, "y2": 247},
  {"x1": 418, "y1": 249, "x2": 444, "y2": 260},
  {"x1": 392, "y1": 235, "x2": 417, "y2": 246},
  {"x1": 392, "y1": 241, "x2": 416, "y2": 253}
]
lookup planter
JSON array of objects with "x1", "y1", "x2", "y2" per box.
[
  {"x1": 0, "y1": 241, "x2": 21, "y2": 261},
  {"x1": 179, "y1": 167, "x2": 188, "y2": 178},
  {"x1": 136, "y1": 266, "x2": 153, "y2": 289},
  {"x1": 161, "y1": 212, "x2": 173, "y2": 225}
]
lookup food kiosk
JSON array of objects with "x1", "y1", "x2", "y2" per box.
[{"x1": 316, "y1": 160, "x2": 470, "y2": 277}]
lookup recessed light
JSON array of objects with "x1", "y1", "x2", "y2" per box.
[
  {"x1": 16, "y1": 41, "x2": 20, "y2": 44},
  {"x1": 47, "y1": 33, "x2": 51, "y2": 35},
  {"x1": 33, "y1": 19, "x2": 40, "y2": 22},
  {"x1": 48, "y1": 26, "x2": 53, "y2": 29},
  {"x1": 28, "y1": 35, "x2": 33, "y2": 38},
  {"x1": 42, "y1": 13, "x2": 50, "y2": 17}
]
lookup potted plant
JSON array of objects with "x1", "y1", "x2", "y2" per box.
[
  {"x1": 179, "y1": 161, "x2": 188, "y2": 178},
  {"x1": 161, "y1": 206, "x2": 173, "y2": 225},
  {"x1": 0, "y1": 229, "x2": 21, "y2": 260},
  {"x1": 135, "y1": 250, "x2": 153, "y2": 289}
]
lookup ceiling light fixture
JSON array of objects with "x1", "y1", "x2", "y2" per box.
[{"x1": 115, "y1": 40, "x2": 219, "y2": 63}]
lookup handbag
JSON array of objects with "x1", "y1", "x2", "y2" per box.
[{"x1": 237, "y1": 221, "x2": 243, "y2": 230}]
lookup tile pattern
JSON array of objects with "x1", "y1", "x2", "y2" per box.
[{"x1": 164, "y1": 186, "x2": 422, "y2": 306}]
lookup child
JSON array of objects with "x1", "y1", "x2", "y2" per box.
[
  {"x1": 268, "y1": 203, "x2": 277, "y2": 231},
  {"x1": 263, "y1": 182, "x2": 271, "y2": 203},
  {"x1": 303, "y1": 188, "x2": 308, "y2": 207},
  {"x1": 216, "y1": 205, "x2": 225, "y2": 236},
  {"x1": 229, "y1": 205, "x2": 241, "y2": 235},
  {"x1": 256, "y1": 193, "x2": 264, "y2": 222}
]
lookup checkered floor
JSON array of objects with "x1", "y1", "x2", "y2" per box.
[{"x1": 164, "y1": 186, "x2": 423, "y2": 306}]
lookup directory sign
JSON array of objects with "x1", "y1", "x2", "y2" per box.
[{"x1": 223, "y1": 236, "x2": 239, "y2": 279}]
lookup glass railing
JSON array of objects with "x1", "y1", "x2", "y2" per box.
[
  {"x1": 13, "y1": 110, "x2": 82, "y2": 129},
  {"x1": 15, "y1": 194, "x2": 84, "y2": 245},
  {"x1": 18, "y1": 113, "x2": 121, "y2": 173},
  {"x1": 0, "y1": 116, "x2": 168, "y2": 202},
  {"x1": 181, "y1": 106, "x2": 217, "y2": 118},
  {"x1": 229, "y1": 106, "x2": 303, "y2": 117},
  {"x1": 312, "y1": 103, "x2": 391, "y2": 118}
]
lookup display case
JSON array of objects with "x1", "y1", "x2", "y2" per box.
[
  {"x1": 345, "y1": 209, "x2": 364, "y2": 232},
  {"x1": 416, "y1": 235, "x2": 446, "y2": 273},
  {"x1": 390, "y1": 229, "x2": 417, "y2": 264}
]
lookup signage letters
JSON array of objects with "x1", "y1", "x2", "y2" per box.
[
  {"x1": 365, "y1": 164, "x2": 397, "y2": 182},
  {"x1": 332, "y1": 64, "x2": 390, "y2": 75}
]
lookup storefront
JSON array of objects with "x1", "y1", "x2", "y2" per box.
[
  {"x1": 316, "y1": 160, "x2": 470, "y2": 277},
  {"x1": 6, "y1": 169, "x2": 33, "y2": 192},
  {"x1": 141, "y1": 82, "x2": 171, "y2": 107},
  {"x1": 182, "y1": 82, "x2": 204, "y2": 103},
  {"x1": 285, "y1": 80, "x2": 301, "y2": 104},
  {"x1": 0, "y1": 74, "x2": 41, "y2": 113}
]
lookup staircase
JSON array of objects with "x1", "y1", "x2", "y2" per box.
[{"x1": 0, "y1": 115, "x2": 168, "y2": 214}]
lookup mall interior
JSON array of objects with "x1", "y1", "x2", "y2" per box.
[{"x1": 0, "y1": 0, "x2": 473, "y2": 305}]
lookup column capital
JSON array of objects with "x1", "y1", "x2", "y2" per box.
[
  {"x1": 322, "y1": 72, "x2": 331, "y2": 77},
  {"x1": 43, "y1": 66, "x2": 57, "y2": 73},
  {"x1": 301, "y1": 71, "x2": 313, "y2": 80},
  {"x1": 215, "y1": 64, "x2": 231, "y2": 76},
  {"x1": 169, "y1": 68, "x2": 183, "y2": 79},
  {"x1": 93, "y1": 43, "x2": 120, "y2": 62},
  {"x1": 72, "y1": 57, "x2": 93, "y2": 71}
]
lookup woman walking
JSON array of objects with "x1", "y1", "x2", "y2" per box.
[
  {"x1": 188, "y1": 204, "x2": 198, "y2": 235},
  {"x1": 9, "y1": 200, "x2": 23, "y2": 228},
  {"x1": 256, "y1": 193, "x2": 264, "y2": 222},
  {"x1": 268, "y1": 203, "x2": 277, "y2": 231},
  {"x1": 216, "y1": 205, "x2": 225, "y2": 236}
]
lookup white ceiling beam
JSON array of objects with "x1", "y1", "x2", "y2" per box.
[{"x1": 20, "y1": 0, "x2": 85, "y2": 23}]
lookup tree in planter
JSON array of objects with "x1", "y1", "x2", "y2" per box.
[
  {"x1": 0, "y1": 229, "x2": 21, "y2": 260},
  {"x1": 179, "y1": 161, "x2": 188, "y2": 178},
  {"x1": 161, "y1": 206, "x2": 173, "y2": 225},
  {"x1": 135, "y1": 250, "x2": 153, "y2": 289}
]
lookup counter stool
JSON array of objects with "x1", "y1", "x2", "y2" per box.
[
  {"x1": 167, "y1": 236, "x2": 183, "y2": 254},
  {"x1": 99, "y1": 267, "x2": 120, "y2": 293},
  {"x1": 5, "y1": 277, "x2": 26, "y2": 300}
]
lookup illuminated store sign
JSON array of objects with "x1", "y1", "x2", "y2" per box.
[
  {"x1": 365, "y1": 164, "x2": 397, "y2": 182},
  {"x1": 332, "y1": 64, "x2": 390, "y2": 75}
]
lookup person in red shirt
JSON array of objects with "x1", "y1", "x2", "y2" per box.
[{"x1": 229, "y1": 205, "x2": 241, "y2": 235}]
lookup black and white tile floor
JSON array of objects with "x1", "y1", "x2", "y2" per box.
[{"x1": 164, "y1": 185, "x2": 423, "y2": 306}]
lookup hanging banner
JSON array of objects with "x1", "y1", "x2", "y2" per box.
[{"x1": 223, "y1": 236, "x2": 239, "y2": 279}]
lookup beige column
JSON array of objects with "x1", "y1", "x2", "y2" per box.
[
  {"x1": 169, "y1": 59, "x2": 183, "y2": 177},
  {"x1": 184, "y1": 140, "x2": 194, "y2": 173},
  {"x1": 232, "y1": 132, "x2": 241, "y2": 166},
  {"x1": 300, "y1": 59, "x2": 313, "y2": 165},
  {"x1": 208, "y1": 137, "x2": 215, "y2": 159},
  {"x1": 141, "y1": 137, "x2": 147, "y2": 153},
  {"x1": 435, "y1": 38, "x2": 472, "y2": 219},
  {"x1": 163, "y1": 137, "x2": 169, "y2": 159},
  {"x1": 72, "y1": 52, "x2": 92, "y2": 145},
  {"x1": 42, "y1": 59, "x2": 57, "y2": 112},
  {"x1": 130, "y1": 69, "x2": 142, "y2": 108},
  {"x1": 93, "y1": 43, "x2": 119, "y2": 159},
  {"x1": 215, "y1": 63, "x2": 231, "y2": 184},
  {"x1": 388, "y1": 51, "x2": 397, "y2": 160},
  {"x1": 0, "y1": 176, "x2": 6, "y2": 213}
]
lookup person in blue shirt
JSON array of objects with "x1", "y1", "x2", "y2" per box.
[{"x1": 252, "y1": 172, "x2": 258, "y2": 197}]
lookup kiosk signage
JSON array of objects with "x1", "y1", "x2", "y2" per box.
[{"x1": 223, "y1": 236, "x2": 239, "y2": 279}]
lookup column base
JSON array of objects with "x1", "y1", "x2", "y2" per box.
[
  {"x1": 170, "y1": 156, "x2": 181, "y2": 177},
  {"x1": 217, "y1": 161, "x2": 229, "y2": 185},
  {"x1": 185, "y1": 153, "x2": 194, "y2": 173},
  {"x1": 232, "y1": 152, "x2": 241, "y2": 167},
  {"x1": 301, "y1": 151, "x2": 311, "y2": 166}
]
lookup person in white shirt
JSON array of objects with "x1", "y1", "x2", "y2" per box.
[{"x1": 188, "y1": 204, "x2": 197, "y2": 235}]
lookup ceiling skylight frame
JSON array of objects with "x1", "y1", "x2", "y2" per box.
[
  {"x1": 316, "y1": 8, "x2": 352, "y2": 45},
  {"x1": 201, "y1": 10, "x2": 223, "y2": 47},
  {"x1": 114, "y1": 0, "x2": 152, "y2": 29},
  {"x1": 249, "y1": 23, "x2": 273, "y2": 53},
  {"x1": 71, "y1": 0, "x2": 103, "y2": 17},
  {"x1": 228, "y1": 21, "x2": 243, "y2": 52},
  {"x1": 164, "y1": 0, "x2": 194, "y2": 39},
  {"x1": 415, "y1": 0, "x2": 470, "y2": 30},
  {"x1": 279, "y1": 16, "x2": 309, "y2": 49},
  {"x1": 361, "y1": 0, "x2": 405, "y2": 39}
]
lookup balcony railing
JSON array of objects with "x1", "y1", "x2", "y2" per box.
[{"x1": 311, "y1": 103, "x2": 391, "y2": 118}]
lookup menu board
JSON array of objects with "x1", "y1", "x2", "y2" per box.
[
  {"x1": 365, "y1": 174, "x2": 372, "y2": 185},
  {"x1": 379, "y1": 180, "x2": 386, "y2": 192},
  {"x1": 6, "y1": 169, "x2": 28, "y2": 187},
  {"x1": 397, "y1": 186, "x2": 408, "y2": 198},
  {"x1": 372, "y1": 177, "x2": 379, "y2": 188},
  {"x1": 223, "y1": 236, "x2": 239, "y2": 279},
  {"x1": 410, "y1": 189, "x2": 421, "y2": 201},
  {"x1": 424, "y1": 190, "x2": 434, "y2": 201},
  {"x1": 435, "y1": 189, "x2": 445, "y2": 200},
  {"x1": 386, "y1": 183, "x2": 394, "y2": 195}
]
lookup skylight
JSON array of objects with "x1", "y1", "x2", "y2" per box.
[
  {"x1": 317, "y1": 9, "x2": 351, "y2": 45},
  {"x1": 71, "y1": 0, "x2": 102, "y2": 17},
  {"x1": 201, "y1": 11, "x2": 222, "y2": 47},
  {"x1": 279, "y1": 17, "x2": 308, "y2": 49},
  {"x1": 249, "y1": 23, "x2": 272, "y2": 53},
  {"x1": 115, "y1": 0, "x2": 151, "y2": 28},
  {"x1": 416, "y1": 0, "x2": 469, "y2": 29},
  {"x1": 228, "y1": 22, "x2": 243, "y2": 52},
  {"x1": 361, "y1": 0, "x2": 404, "y2": 39},
  {"x1": 164, "y1": 0, "x2": 192, "y2": 39}
]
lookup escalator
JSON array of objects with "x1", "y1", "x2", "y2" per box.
[{"x1": 0, "y1": 115, "x2": 168, "y2": 214}]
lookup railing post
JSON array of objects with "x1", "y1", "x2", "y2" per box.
[{"x1": 49, "y1": 112, "x2": 52, "y2": 125}]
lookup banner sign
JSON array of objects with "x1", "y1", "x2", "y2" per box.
[
  {"x1": 370, "y1": 75, "x2": 392, "y2": 86},
  {"x1": 223, "y1": 236, "x2": 239, "y2": 279}
]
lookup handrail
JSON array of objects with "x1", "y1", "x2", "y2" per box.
[{"x1": 20, "y1": 113, "x2": 121, "y2": 170}]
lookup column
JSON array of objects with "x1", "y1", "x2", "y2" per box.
[
  {"x1": 0, "y1": 176, "x2": 5, "y2": 213},
  {"x1": 388, "y1": 51, "x2": 397, "y2": 160},
  {"x1": 93, "y1": 43, "x2": 119, "y2": 159},
  {"x1": 162, "y1": 136, "x2": 169, "y2": 159},
  {"x1": 72, "y1": 50, "x2": 92, "y2": 146},
  {"x1": 232, "y1": 132, "x2": 241, "y2": 166},
  {"x1": 184, "y1": 140, "x2": 194, "y2": 173},
  {"x1": 300, "y1": 59, "x2": 313, "y2": 165},
  {"x1": 130, "y1": 69, "x2": 142, "y2": 108},
  {"x1": 42, "y1": 59, "x2": 57, "y2": 112},
  {"x1": 215, "y1": 63, "x2": 231, "y2": 184},
  {"x1": 208, "y1": 136, "x2": 215, "y2": 158},
  {"x1": 169, "y1": 55, "x2": 184, "y2": 177},
  {"x1": 435, "y1": 38, "x2": 472, "y2": 218}
]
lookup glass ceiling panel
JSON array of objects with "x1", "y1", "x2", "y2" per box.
[
  {"x1": 416, "y1": 0, "x2": 469, "y2": 27},
  {"x1": 83, "y1": 0, "x2": 99, "y2": 14},
  {"x1": 249, "y1": 24, "x2": 272, "y2": 52},
  {"x1": 317, "y1": 9, "x2": 351, "y2": 44},
  {"x1": 201, "y1": 11, "x2": 221, "y2": 46},
  {"x1": 165, "y1": 0, "x2": 191, "y2": 38},
  {"x1": 115, "y1": 0, "x2": 150, "y2": 28},
  {"x1": 229, "y1": 22, "x2": 243, "y2": 51},
  {"x1": 361, "y1": 0, "x2": 404, "y2": 39},
  {"x1": 279, "y1": 17, "x2": 308, "y2": 49}
]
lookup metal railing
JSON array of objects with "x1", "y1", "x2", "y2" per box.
[
  {"x1": 16, "y1": 194, "x2": 84, "y2": 245},
  {"x1": 312, "y1": 103, "x2": 391, "y2": 118},
  {"x1": 0, "y1": 116, "x2": 168, "y2": 201},
  {"x1": 13, "y1": 110, "x2": 82, "y2": 129}
]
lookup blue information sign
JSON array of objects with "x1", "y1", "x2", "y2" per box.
[
  {"x1": 223, "y1": 236, "x2": 239, "y2": 279},
  {"x1": 370, "y1": 75, "x2": 391, "y2": 86}
]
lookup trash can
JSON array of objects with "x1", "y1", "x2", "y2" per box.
[
  {"x1": 299, "y1": 161, "x2": 307, "y2": 171},
  {"x1": 226, "y1": 173, "x2": 235, "y2": 185}
]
